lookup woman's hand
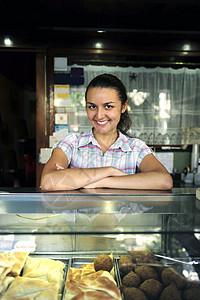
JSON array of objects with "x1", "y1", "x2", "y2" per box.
[{"x1": 55, "y1": 163, "x2": 65, "y2": 170}]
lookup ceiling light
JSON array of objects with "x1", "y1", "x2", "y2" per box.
[
  {"x1": 183, "y1": 44, "x2": 191, "y2": 51},
  {"x1": 95, "y1": 42, "x2": 103, "y2": 48},
  {"x1": 97, "y1": 30, "x2": 106, "y2": 33},
  {"x1": 4, "y1": 37, "x2": 13, "y2": 46}
]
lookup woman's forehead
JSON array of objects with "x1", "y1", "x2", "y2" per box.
[{"x1": 86, "y1": 87, "x2": 119, "y2": 100}]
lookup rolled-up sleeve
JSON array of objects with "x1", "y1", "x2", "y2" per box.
[
  {"x1": 52, "y1": 133, "x2": 77, "y2": 163},
  {"x1": 135, "y1": 140, "x2": 154, "y2": 169}
]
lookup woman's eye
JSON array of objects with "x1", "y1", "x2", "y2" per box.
[
  {"x1": 88, "y1": 105, "x2": 96, "y2": 109},
  {"x1": 105, "y1": 105, "x2": 113, "y2": 109}
]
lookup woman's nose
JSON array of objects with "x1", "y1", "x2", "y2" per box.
[{"x1": 96, "y1": 108, "x2": 105, "y2": 119}]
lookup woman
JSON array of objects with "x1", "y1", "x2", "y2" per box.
[{"x1": 40, "y1": 74, "x2": 173, "y2": 191}]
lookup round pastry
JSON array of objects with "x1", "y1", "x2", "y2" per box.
[
  {"x1": 161, "y1": 267, "x2": 187, "y2": 289},
  {"x1": 139, "y1": 278, "x2": 163, "y2": 299},
  {"x1": 122, "y1": 271, "x2": 141, "y2": 287},
  {"x1": 159, "y1": 283, "x2": 182, "y2": 300},
  {"x1": 119, "y1": 255, "x2": 133, "y2": 275},
  {"x1": 182, "y1": 282, "x2": 200, "y2": 300},
  {"x1": 94, "y1": 254, "x2": 113, "y2": 272},
  {"x1": 121, "y1": 286, "x2": 147, "y2": 300},
  {"x1": 127, "y1": 247, "x2": 156, "y2": 263},
  {"x1": 134, "y1": 265, "x2": 159, "y2": 281}
]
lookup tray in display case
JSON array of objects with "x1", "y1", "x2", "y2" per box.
[
  {"x1": 1, "y1": 250, "x2": 200, "y2": 299},
  {"x1": 62, "y1": 255, "x2": 121, "y2": 299},
  {"x1": 115, "y1": 251, "x2": 200, "y2": 300}
]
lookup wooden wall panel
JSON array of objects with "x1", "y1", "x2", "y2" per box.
[{"x1": 36, "y1": 52, "x2": 47, "y2": 188}]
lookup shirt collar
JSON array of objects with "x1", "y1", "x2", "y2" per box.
[
  {"x1": 78, "y1": 129, "x2": 99, "y2": 148},
  {"x1": 112, "y1": 131, "x2": 132, "y2": 152},
  {"x1": 78, "y1": 129, "x2": 132, "y2": 152}
]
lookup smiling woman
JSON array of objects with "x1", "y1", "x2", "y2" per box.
[
  {"x1": 85, "y1": 88, "x2": 127, "y2": 151},
  {"x1": 40, "y1": 74, "x2": 173, "y2": 191}
]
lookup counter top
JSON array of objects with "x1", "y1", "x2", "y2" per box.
[{"x1": 0, "y1": 185, "x2": 198, "y2": 194}]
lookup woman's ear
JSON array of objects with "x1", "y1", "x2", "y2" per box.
[{"x1": 121, "y1": 100, "x2": 128, "y2": 113}]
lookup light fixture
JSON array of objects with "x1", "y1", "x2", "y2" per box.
[
  {"x1": 97, "y1": 30, "x2": 106, "y2": 33},
  {"x1": 183, "y1": 44, "x2": 191, "y2": 51},
  {"x1": 95, "y1": 42, "x2": 103, "y2": 48},
  {"x1": 4, "y1": 37, "x2": 13, "y2": 46}
]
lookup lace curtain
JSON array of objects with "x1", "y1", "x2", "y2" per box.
[{"x1": 70, "y1": 65, "x2": 200, "y2": 145}]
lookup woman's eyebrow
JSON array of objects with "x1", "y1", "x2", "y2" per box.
[
  {"x1": 86, "y1": 101, "x2": 95, "y2": 105},
  {"x1": 86, "y1": 101, "x2": 115, "y2": 105},
  {"x1": 104, "y1": 101, "x2": 115, "y2": 104}
]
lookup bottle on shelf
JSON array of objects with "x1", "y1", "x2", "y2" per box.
[{"x1": 194, "y1": 158, "x2": 200, "y2": 185}]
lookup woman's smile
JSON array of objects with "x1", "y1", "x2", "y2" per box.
[{"x1": 95, "y1": 119, "x2": 110, "y2": 126}]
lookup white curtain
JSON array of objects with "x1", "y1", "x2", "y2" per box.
[{"x1": 71, "y1": 64, "x2": 200, "y2": 145}]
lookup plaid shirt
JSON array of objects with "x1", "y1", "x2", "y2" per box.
[{"x1": 53, "y1": 129, "x2": 153, "y2": 174}]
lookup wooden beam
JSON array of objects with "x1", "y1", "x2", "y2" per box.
[{"x1": 36, "y1": 52, "x2": 47, "y2": 188}]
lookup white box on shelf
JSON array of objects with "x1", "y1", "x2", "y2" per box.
[
  {"x1": 55, "y1": 113, "x2": 68, "y2": 124},
  {"x1": 54, "y1": 57, "x2": 68, "y2": 72},
  {"x1": 49, "y1": 136, "x2": 62, "y2": 148},
  {"x1": 54, "y1": 98, "x2": 72, "y2": 107}
]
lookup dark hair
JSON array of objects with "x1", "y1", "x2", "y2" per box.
[{"x1": 85, "y1": 73, "x2": 132, "y2": 136}]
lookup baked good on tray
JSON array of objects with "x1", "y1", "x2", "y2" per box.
[
  {"x1": 65, "y1": 270, "x2": 121, "y2": 300},
  {"x1": 1, "y1": 276, "x2": 59, "y2": 300},
  {"x1": 0, "y1": 263, "x2": 14, "y2": 295},
  {"x1": 119, "y1": 247, "x2": 200, "y2": 300},
  {"x1": 0, "y1": 251, "x2": 29, "y2": 296},
  {"x1": 64, "y1": 253, "x2": 121, "y2": 300},
  {"x1": 22, "y1": 256, "x2": 65, "y2": 293},
  {"x1": 0, "y1": 251, "x2": 29, "y2": 276},
  {"x1": 0, "y1": 252, "x2": 65, "y2": 299}
]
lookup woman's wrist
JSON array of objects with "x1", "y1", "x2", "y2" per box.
[
  {"x1": 109, "y1": 167, "x2": 127, "y2": 177},
  {"x1": 107, "y1": 166, "x2": 119, "y2": 177}
]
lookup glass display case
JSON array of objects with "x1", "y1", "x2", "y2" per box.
[{"x1": 0, "y1": 188, "x2": 199, "y2": 299}]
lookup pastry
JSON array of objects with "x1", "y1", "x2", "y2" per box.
[
  {"x1": 139, "y1": 278, "x2": 163, "y2": 299},
  {"x1": 65, "y1": 253, "x2": 121, "y2": 299},
  {"x1": 65, "y1": 270, "x2": 121, "y2": 300},
  {"x1": 67, "y1": 253, "x2": 115, "y2": 280},
  {"x1": 120, "y1": 286, "x2": 147, "y2": 300},
  {"x1": 0, "y1": 251, "x2": 29, "y2": 295},
  {"x1": 121, "y1": 271, "x2": 141, "y2": 287},
  {"x1": 127, "y1": 247, "x2": 156, "y2": 264},
  {"x1": 1, "y1": 276, "x2": 59, "y2": 300},
  {"x1": 0, "y1": 254, "x2": 15, "y2": 269},
  {"x1": 0, "y1": 266, "x2": 14, "y2": 295},
  {"x1": 66, "y1": 266, "x2": 96, "y2": 281},
  {"x1": 22, "y1": 256, "x2": 65, "y2": 292},
  {"x1": 94, "y1": 254, "x2": 113, "y2": 272},
  {"x1": 0, "y1": 251, "x2": 29, "y2": 276},
  {"x1": 118, "y1": 254, "x2": 133, "y2": 275},
  {"x1": 0, "y1": 276, "x2": 14, "y2": 295},
  {"x1": 161, "y1": 267, "x2": 187, "y2": 289}
]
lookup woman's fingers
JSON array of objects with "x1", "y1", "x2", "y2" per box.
[{"x1": 55, "y1": 163, "x2": 65, "y2": 170}]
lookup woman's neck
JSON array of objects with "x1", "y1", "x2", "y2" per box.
[{"x1": 93, "y1": 129, "x2": 118, "y2": 154}]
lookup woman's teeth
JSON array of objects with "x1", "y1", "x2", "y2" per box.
[{"x1": 96, "y1": 120, "x2": 108, "y2": 125}]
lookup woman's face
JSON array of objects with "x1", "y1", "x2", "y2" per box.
[{"x1": 86, "y1": 87, "x2": 127, "y2": 137}]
